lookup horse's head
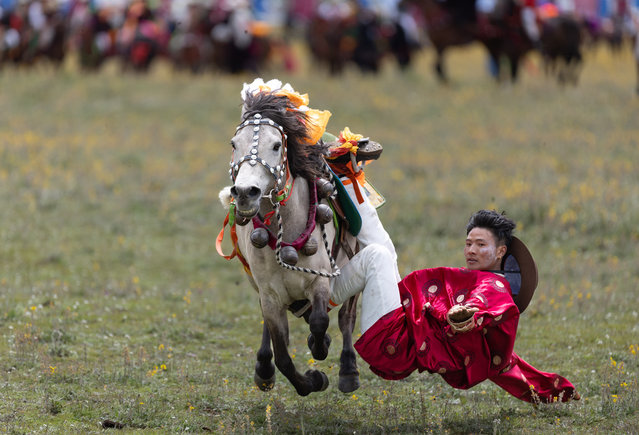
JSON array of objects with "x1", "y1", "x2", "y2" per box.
[
  {"x1": 228, "y1": 90, "x2": 329, "y2": 219},
  {"x1": 230, "y1": 113, "x2": 287, "y2": 219}
]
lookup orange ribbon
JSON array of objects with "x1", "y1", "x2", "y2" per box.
[{"x1": 216, "y1": 207, "x2": 252, "y2": 276}]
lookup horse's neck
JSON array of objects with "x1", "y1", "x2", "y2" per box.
[{"x1": 260, "y1": 177, "x2": 310, "y2": 241}]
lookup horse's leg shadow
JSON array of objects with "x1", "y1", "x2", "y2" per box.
[
  {"x1": 338, "y1": 294, "x2": 360, "y2": 393},
  {"x1": 254, "y1": 323, "x2": 276, "y2": 391},
  {"x1": 306, "y1": 291, "x2": 331, "y2": 361}
]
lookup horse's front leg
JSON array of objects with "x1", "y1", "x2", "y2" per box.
[
  {"x1": 337, "y1": 294, "x2": 360, "y2": 393},
  {"x1": 263, "y1": 302, "x2": 329, "y2": 396},
  {"x1": 306, "y1": 285, "x2": 331, "y2": 361},
  {"x1": 509, "y1": 54, "x2": 521, "y2": 83},
  {"x1": 254, "y1": 322, "x2": 276, "y2": 391}
]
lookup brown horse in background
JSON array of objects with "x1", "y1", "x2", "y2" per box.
[
  {"x1": 539, "y1": 15, "x2": 583, "y2": 85},
  {"x1": 409, "y1": 0, "x2": 533, "y2": 83},
  {"x1": 306, "y1": 10, "x2": 376, "y2": 75}
]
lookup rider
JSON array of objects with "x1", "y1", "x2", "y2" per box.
[{"x1": 329, "y1": 209, "x2": 580, "y2": 403}]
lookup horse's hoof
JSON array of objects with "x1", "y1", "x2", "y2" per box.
[
  {"x1": 305, "y1": 369, "x2": 329, "y2": 392},
  {"x1": 254, "y1": 372, "x2": 275, "y2": 391},
  {"x1": 338, "y1": 374, "x2": 360, "y2": 394},
  {"x1": 319, "y1": 371, "x2": 329, "y2": 391},
  {"x1": 307, "y1": 333, "x2": 331, "y2": 361}
]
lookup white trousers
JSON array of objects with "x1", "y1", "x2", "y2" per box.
[
  {"x1": 330, "y1": 244, "x2": 402, "y2": 334},
  {"x1": 343, "y1": 180, "x2": 401, "y2": 282}
]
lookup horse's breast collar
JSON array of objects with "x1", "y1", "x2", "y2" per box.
[{"x1": 252, "y1": 179, "x2": 318, "y2": 251}]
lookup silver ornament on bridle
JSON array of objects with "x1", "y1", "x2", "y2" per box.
[{"x1": 230, "y1": 113, "x2": 288, "y2": 201}]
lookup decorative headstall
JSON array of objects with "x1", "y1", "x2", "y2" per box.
[{"x1": 229, "y1": 113, "x2": 291, "y2": 203}]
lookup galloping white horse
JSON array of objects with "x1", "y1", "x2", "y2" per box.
[{"x1": 219, "y1": 83, "x2": 359, "y2": 396}]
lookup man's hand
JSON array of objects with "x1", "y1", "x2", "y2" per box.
[{"x1": 446, "y1": 305, "x2": 480, "y2": 333}]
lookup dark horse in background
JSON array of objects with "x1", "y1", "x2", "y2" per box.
[
  {"x1": 409, "y1": 0, "x2": 533, "y2": 83},
  {"x1": 306, "y1": 7, "x2": 418, "y2": 75},
  {"x1": 539, "y1": 15, "x2": 583, "y2": 85}
]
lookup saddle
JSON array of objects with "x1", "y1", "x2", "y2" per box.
[{"x1": 323, "y1": 132, "x2": 383, "y2": 167}]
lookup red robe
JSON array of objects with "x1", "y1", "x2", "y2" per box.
[{"x1": 354, "y1": 267, "x2": 576, "y2": 403}]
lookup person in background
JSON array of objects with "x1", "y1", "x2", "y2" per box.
[{"x1": 520, "y1": 0, "x2": 541, "y2": 45}]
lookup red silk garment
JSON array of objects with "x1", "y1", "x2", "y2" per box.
[{"x1": 354, "y1": 267, "x2": 576, "y2": 403}]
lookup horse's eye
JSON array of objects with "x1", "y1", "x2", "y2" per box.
[
  {"x1": 272, "y1": 142, "x2": 282, "y2": 152},
  {"x1": 230, "y1": 141, "x2": 236, "y2": 150}
]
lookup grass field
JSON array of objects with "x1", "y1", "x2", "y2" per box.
[{"x1": 1, "y1": 43, "x2": 639, "y2": 433}]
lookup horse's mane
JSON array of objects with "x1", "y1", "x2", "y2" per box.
[{"x1": 242, "y1": 91, "x2": 329, "y2": 181}]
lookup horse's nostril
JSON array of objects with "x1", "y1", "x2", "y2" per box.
[
  {"x1": 248, "y1": 186, "x2": 261, "y2": 199},
  {"x1": 230, "y1": 186, "x2": 239, "y2": 198}
]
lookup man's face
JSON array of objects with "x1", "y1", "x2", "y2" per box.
[{"x1": 465, "y1": 227, "x2": 507, "y2": 271}]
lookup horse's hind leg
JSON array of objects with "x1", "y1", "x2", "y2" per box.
[
  {"x1": 434, "y1": 48, "x2": 448, "y2": 84},
  {"x1": 264, "y1": 305, "x2": 329, "y2": 396},
  {"x1": 509, "y1": 55, "x2": 520, "y2": 83},
  {"x1": 254, "y1": 323, "x2": 276, "y2": 391},
  {"x1": 306, "y1": 289, "x2": 331, "y2": 361},
  {"x1": 338, "y1": 295, "x2": 360, "y2": 393}
]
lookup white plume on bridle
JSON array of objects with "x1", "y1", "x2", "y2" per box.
[
  {"x1": 240, "y1": 78, "x2": 313, "y2": 114},
  {"x1": 219, "y1": 185, "x2": 233, "y2": 210},
  {"x1": 241, "y1": 78, "x2": 293, "y2": 100}
]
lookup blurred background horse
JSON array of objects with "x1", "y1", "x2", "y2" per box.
[
  {"x1": 409, "y1": 0, "x2": 533, "y2": 82},
  {"x1": 540, "y1": 13, "x2": 583, "y2": 84},
  {"x1": 0, "y1": 0, "x2": 635, "y2": 92},
  {"x1": 305, "y1": 1, "x2": 420, "y2": 75}
]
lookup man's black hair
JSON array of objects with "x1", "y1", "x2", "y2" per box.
[{"x1": 466, "y1": 210, "x2": 516, "y2": 247}]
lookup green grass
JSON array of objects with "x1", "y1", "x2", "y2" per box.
[{"x1": 1, "y1": 44, "x2": 638, "y2": 433}]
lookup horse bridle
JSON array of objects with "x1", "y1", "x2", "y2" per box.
[
  {"x1": 228, "y1": 112, "x2": 340, "y2": 278},
  {"x1": 229, "y1": 113, "x2": 289, "y2": 203}
]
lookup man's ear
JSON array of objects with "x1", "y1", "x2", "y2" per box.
[{"x1": 497, "y1": 244, "x2": 508, "y2": 259}]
